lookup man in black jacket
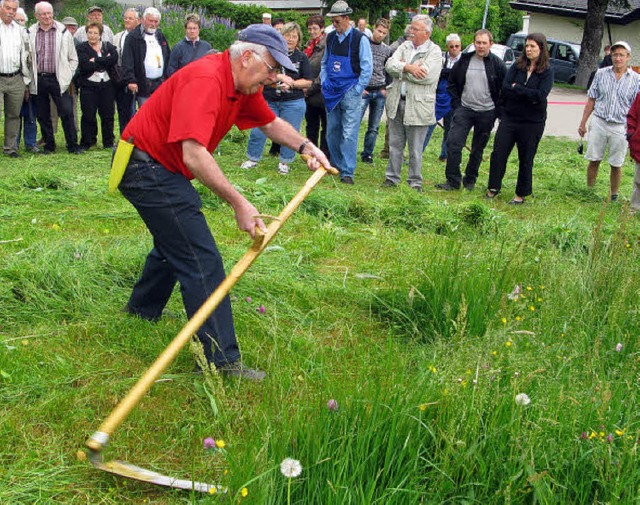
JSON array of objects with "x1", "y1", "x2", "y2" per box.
[
  {"x1": 122, "y1": 7, "x2": 170, "y2": 113},
  {"x1": 435, "y1": 29, "x2": 506, "y2": 190}
]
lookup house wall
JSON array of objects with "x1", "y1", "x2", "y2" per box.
[{"x1": 525, "y1": 12, "x2": 640, "y2": 65}]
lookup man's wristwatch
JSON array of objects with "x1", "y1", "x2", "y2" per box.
[{"x1": 298, "y1": 139, "x2": 311, "y2": 154}]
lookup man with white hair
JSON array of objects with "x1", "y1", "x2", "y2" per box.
[
  {"x1": 74, "y1": 6, "x2": 114, "y2": 43},
  {"x1": 422, "y1": 32, "x2": 462, "y2": 161},
  {"x1": 383, "y1": 14, "x2": 442, "y2": 191},
  {"x1": 117, "y1": 25, "x2": 330, "y2": 380},
  {"x1": 114, "y1": 7, "x2": 140, "y2": 132},
  {"x1": 0, "y1": 0, "x2": 31, "y2": 158},
  {"x1": 28, "y1": 1, "x2": 82, "y2": 154},
  {"x1": 122, "y1": 7, "x2": 170, "y2": 111}
]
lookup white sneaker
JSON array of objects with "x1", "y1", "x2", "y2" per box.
[
  {"x1": 278, "y1": 162, "x2": 290, "y2": 175},
  {"x1": 240, "y1": 160, "x2": 257, "y2": 170}
]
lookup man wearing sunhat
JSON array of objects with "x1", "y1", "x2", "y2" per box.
[
  {"x1": 579, "y1": 40, "x2": 640, "y2": 202},
  {"x1": 321, "y1": 0, "x2": 372, "y2": 184},
  {"x1": 117, "y1": 25, "x2": 330, "y2": 380},
  {"x1": 74, "y1": 5, "x2": 114, "y2": 43}
]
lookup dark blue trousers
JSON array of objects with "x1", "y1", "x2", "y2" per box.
[{"x1": 119, "y1": 160, "x2": 241, "y2": 367}]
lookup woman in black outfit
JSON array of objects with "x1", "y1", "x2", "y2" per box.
[
  {"x1": 77, "y1": 22, "x2": 118, "y2": 149},
  {"x1": 486, "y1": 33, "x2": 554, "y2": 204}
]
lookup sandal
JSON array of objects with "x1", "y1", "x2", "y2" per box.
[
  {"x1": 508, "y1": 198, "x2": 525, "y2": 205},
  {"x1": 485, "y1": 189, "x2": 500, "y2": 199}
]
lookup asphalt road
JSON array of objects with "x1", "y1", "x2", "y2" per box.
[{"x1": 544, "y1": 87, "x2": 588, "y2": 140}]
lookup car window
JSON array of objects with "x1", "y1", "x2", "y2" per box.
[
  {"x1": 510, "y1": 36, "x2": 524, "y2": 53},
  {"x1": 547, "y1": 41, "x2": 556, "y2": 58},
  {"x1": 556, "y1": 44, "x2": 574, "y2": 62},
  {"x1": 504, "y1": 48, "x2": 515, "y2": 65}
]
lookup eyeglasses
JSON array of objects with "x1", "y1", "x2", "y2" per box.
[
  {"x1": 408, "y1": 26, "x2": 427, "y2": 32},
  {"x1": 252, "y1": 51, "x2": 281, "y2": 75}
]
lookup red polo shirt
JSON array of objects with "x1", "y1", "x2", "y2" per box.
[{"x1": 122, "y1": 51, "x2": 276, "y2": 179}]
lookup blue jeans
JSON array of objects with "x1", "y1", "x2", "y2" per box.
[
  {"x1": 422, "y1": 109, "x2": 452, "y2": 159},
  {"x1": 326, "y1": 86, "x2": 362, "y2": 179},
  {"x1": 17, "y1": 99, "x2": 37, "y2": 148},
  {"x1": 119, "y1": 159, "x2": 241, "y2": 368},
  {"x1": 360, "y1": 89, "x2": 386, "y2": 158},
  {"x1": 247, "y1": 98, "x2": 306, "y2": 163}
]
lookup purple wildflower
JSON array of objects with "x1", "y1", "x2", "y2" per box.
[
  {"x1": 203, "y1": 437, "x2": 216, "y2": 449},
  {"x1": 327, "y1": 399, "x2": 338, "y2": 412}
]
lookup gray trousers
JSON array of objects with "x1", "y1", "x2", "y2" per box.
[
  {"x1": 632, "y1": 162, "x2": 640, "y2": 213},
  {"x1": 385, "y1": 99, "x2": 429, "y2": 188},
  {"x1": 0, "y1": 74, "x2": 25, "y2": 154}
]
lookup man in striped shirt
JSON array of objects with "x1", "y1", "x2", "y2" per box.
[{"x1": 578, "y1": 41, "x2": 640, "y2": 202}]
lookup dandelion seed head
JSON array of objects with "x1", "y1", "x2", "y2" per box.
[
  {"x1": 280, "y1": 458, "x2": 302, "y2": 478},
  {"x1": 515, "y1": 393, "x2": 531, "y2": 406}
]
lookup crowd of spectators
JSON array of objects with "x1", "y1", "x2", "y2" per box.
[{"x1": 1, "y1": 0, "x2": 639, "y2": 212}]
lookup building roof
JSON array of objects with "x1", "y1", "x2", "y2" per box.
[{"x1": 510, "y1": 0, "x2": 640, "y2": 25}]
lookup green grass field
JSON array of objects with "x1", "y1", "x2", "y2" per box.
[{"x1": 1, "y1": 122, "x2": 639, "y2": 504}]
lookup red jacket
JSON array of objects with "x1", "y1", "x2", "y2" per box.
[{"x1": 627, "y1": 92, "x2": 640, "y2": 162}]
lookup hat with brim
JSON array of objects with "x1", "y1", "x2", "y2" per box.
[
  {"x1": 62, "y1": 16, "x2": 78, "y2": 26},
  {"x1": 237, "y1": 24, "x2": 295, "y2": 72},
  {"x1": 611, "y1": 40, "x2": 631, "y2": 53},
  {"x1": 327, "y1": 0, "x2": 353, "y2": 17},
  {"x1": 87, "y1": 5, "x2": 103, "y2": 14}
]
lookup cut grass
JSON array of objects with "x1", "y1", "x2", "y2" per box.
[{"x1": 1, "y1": 122, "x2": 639, "y2": 503}]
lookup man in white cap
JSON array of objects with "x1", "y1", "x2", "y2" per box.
[
  {"x1": 321, "y1": 0, "x2": 372, "y2": 184},
  {"x1": 579, "y1": 40, "x2": 640, "y2": 202},
  {"x1": 117, "y1": 25, "x2": 330, "y2": 380},
  {"x1": 262, "y1": 12, "x2": 271, "y2": 25},
  {"x1": 74, "y1": 6, "x2": 114, "y2": 43}
]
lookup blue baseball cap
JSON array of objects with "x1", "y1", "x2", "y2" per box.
[{"x1": 237, "y1": 24, "x2": 295, "y2": 72}]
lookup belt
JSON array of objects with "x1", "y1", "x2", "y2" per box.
[
  {"x1": 147, "y1": 77, "x2": 164, "y2": 82},
  {"x1": 400, "y1": 95, "x2": 406, "y2": 100},
  {"x1": 38, "y1": 72, "x2": 56, "y2": 78},
  {"x1": 0, "y1": 70, "x2": 20, "y2": 77},
  {"x1": 131, "y1": 147, "x2": 155, "y2": 163}
]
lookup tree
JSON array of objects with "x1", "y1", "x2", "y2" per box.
[
  {"x1": 575, "y1": 0, "x2": 609, "y2": 88},
  {"x1": 575, "y1": 0, "x2": 630, "y2": 88}
]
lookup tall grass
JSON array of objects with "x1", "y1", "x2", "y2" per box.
[{"x1": 1, "y1": 121, "x2": 639, "y2": 503}]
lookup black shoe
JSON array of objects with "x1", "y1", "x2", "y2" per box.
[
  {"x1": 463, "y1": 182, "x2": 475, "y2": 191},
  {"x1": 610, "y1": 193, "x2": 619, "y2": 202},
  {"x1": 361, "y1": 155, "x2": 373, "y2": 164},
  {"x1": 8, "y1": 152, "x2": 20, "y2": 158},
  {"x1": 122, "y1": 303, "x2": 161, "y2": 322},
  {"x1": 340, "y1": 176, "x2": 354, "y2": 185},
  {"x1": 26, "y1": 146, "x2": 40, "y2": 154},
  {"x1": 382, "y1": 179, "x2": 397, "y2": 187},
  {"x1": 508, "y1": 198, "x2": 525, "y2": 205},
  {"x1": 69, "y1": 147, "x2": 85, "y2": 155},
  {"x1": 41, "y1": 149, "x2": 54, "y2": 155},
  {"x1": 412, "y1": 185, "x2": 423, "y2": 193},
  {"x1": 435, "y1": 182, "x2": 460, "y2": 191},
  {"x1": 218, "y1": 361, "x2": 266, "y2": 381}
]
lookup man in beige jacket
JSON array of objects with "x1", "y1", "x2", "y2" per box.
[
  {"x1": 28, "y1": 1, "x2": 82, "y2": 154},
  {"x1": 384, "y1": 14, "x2": 441, "y2": 191}
]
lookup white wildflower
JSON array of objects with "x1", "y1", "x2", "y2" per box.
[
  {"x1": 515, "y1": 393, "x2": 531, "y2": 406},
  {"x1": 280, "y1": 458, "x2": 302, "y2": 478}
]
